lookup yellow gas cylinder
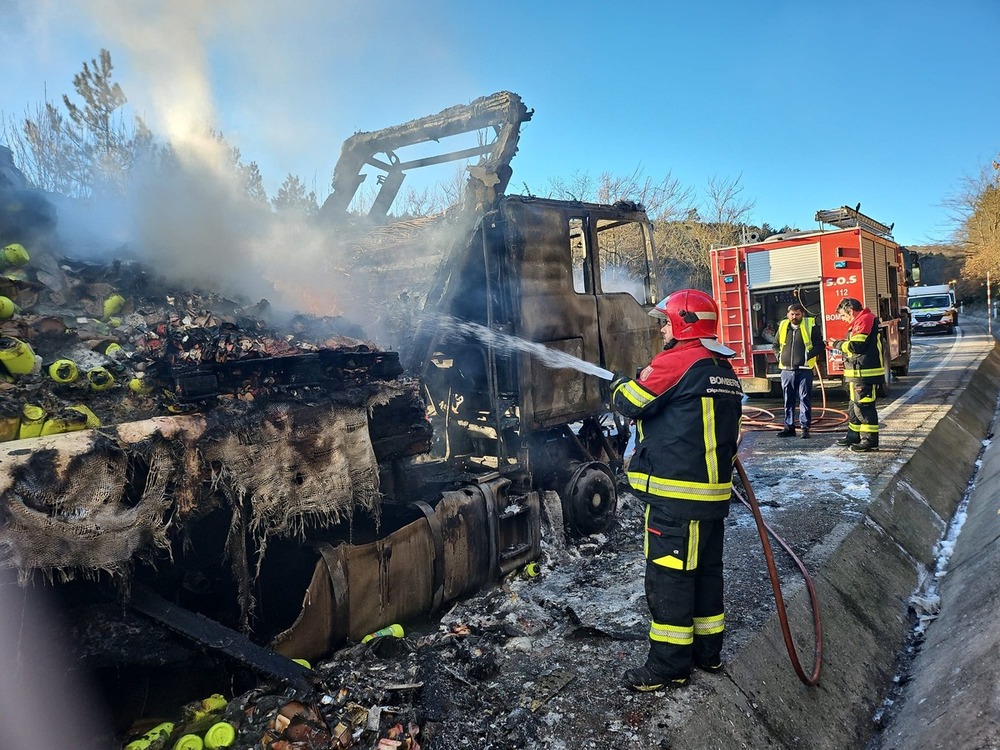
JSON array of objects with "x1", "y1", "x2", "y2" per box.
[
  {"x1": 40, "y1": 408, "x2": 88, "y2": 436},
  {"x1": 203, "y1": 722, "x2": 236, "y2": 749},
  {"x1": 103, "y1": 293, "x2": 125, "y2": 320},
  {"x1": 1, "y1": 243, "x2": 29, "y2": 267},
  {"x1": 173, "y1": 734, "x2": 203, "y2": 750},
  {"x1": 362, "y1": 623, "x2": 404, "y2": 643},
  {"x1": 129, "y1": 376, "x2": 154, "y2": 395},
  {"x1": 187, "y1": 694, "x2": 228, "y2": 723},
  {"x1": 48, "y1": 359, "x2": 79, "y2": 383},
  {"x1": 0, "y1": 295, "x2": 19, "y2": 320},
  {"x1": 87, "y1": 366, "x2": 115, "y2": 391},
  {"x1": 18, "y1": 404, "x2": 46, "y2": 439},
  {"x1": 67, "y1": 404, "x2": 101, "y2": 429},
  {"x1": 124, "y1": 722, "x2": 175, "y2": 750},
  {"x1": 0, "y1": 336, "x2": 37, "y2": 375}
]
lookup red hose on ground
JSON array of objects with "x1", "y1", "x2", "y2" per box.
[
  {"x1": 742, "y1": 364, "x2": 848, "y2": 433},
  {"x1": 733, "y1": 456, "x2": 823, "y2": 686}
]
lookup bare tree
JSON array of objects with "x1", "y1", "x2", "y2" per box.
[
  {"x1": 653, "y1": 175, "x2": 756, "y2": 293},
  {"x1": 1, "y1": 49, "x2": 149, "y2": 197},
  {"x1": 947, "y1": 156, "x2": 1000, "y2": 283},
  {"x1": 2, "y1": 101, "x2": 79, "y2": 195},
  {"x1": 546, "y1": 167, "x2": 695, "y2": 221}
]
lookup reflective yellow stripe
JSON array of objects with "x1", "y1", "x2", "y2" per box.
[
  {"x1": 848, "y1": 424, "x2": 861, "y2": 434},
  {"x1": 859, "y1": 423, "x2": 879, "y2": 434},
  {"x1": 694, "y1": 613, "x2": 725, "y2": 635},
  {"x1": 628, "y1": 471, "x2": 732, "y2": 502},
  {"x1": 702, "y1": 397, "x2": 719, "y2": 483},
  {"x1": 650, "y1": 621, "x2": 693, "y2": 645},
  {"x1": 687, "y1": 520, "x2": 699, "y2": 569},
  {"x1": 619, "y1": 380, "x2": 655, "y2": 407}
]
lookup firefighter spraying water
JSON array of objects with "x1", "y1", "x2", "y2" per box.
[{"x1": 605, "y1": 289, "x2": 822, "y2": 689}]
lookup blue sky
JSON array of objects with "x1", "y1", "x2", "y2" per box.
[{"x1": 2, "y1": 0, "x2": 998, "y2": 247}]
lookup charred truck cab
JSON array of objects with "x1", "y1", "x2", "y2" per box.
[
  {"x1": 710, "y1": 205, "x2": 911, "y2": 396},
  {"x1": 416, "y1": 196, "x2": 659, "y2": 527}
]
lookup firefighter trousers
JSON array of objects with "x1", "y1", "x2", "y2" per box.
[
  {"x1": 847, "y1": 382, "x2": 879, "y2": 445},
  {"x1": 642, "y1": 504, "x2": 725, "y2": 677}
]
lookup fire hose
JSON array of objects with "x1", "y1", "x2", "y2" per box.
[
  {"x1": 742, "y1": 363, "x2": 848, "y2": 433},
  {"x1": 733, "y1": 455, "x2": 823, "y2": 686}
]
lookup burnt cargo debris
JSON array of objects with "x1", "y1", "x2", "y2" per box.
[{"x1": 0, "y1": 249, "x2": 433, "y2": 589}]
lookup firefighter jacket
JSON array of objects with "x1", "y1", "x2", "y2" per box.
[
  {"x1": 612, "y1": 339, "x2": 744, "y2": 520},
  {"x1": 774, "y1": 317, "x2": 823, "y2": 370},
  {"x1": 837, "y1": 307, "x2": 884, "y2": 383}
]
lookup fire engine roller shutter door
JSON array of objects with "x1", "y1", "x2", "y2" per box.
[
  {"x1": 745, "y1": 243, "x2": 821, "y2": 288},
  {"x1": 861, "y1": 238, "x2": 879, "y2": 305},
  {"x1": 875, "y1": 241, "x2": 891, "y2": 296}
]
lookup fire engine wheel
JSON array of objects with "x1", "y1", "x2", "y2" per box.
[
  {"x1": 875, "y1": 335, "x2": 891, "y2": 397},
  {"x1": 562, "y1": 461, "x2": 618, "y2": 537}
]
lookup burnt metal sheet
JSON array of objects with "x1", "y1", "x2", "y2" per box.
[{"x1": 129, "y1": 584, "x2": 314, "y2": 691}]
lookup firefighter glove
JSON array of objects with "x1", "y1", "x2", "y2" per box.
[
  {"x1": 610, "y1": 373, "x2": 629, "y2": 392},
  {"x1": 830, "y1": 339, "x2": 844, "y2": 350}
]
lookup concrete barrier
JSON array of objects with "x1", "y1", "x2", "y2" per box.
[
  {"x1": 876, "y1": 359, "x2": 1000, "y2": 748},
  {"x1": 664, "y1": 341, "x2": 1000, "y2": 749}
]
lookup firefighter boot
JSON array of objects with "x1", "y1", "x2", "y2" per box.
[
  {"x1": 623, "y1": 665, "x2": 689, "y2": 692},
  {"x1": 694, "y1": 659, "x2": 725, "y2": 674},
  {"x1": 835, "y1": 434, "x2": 859, "y2": 447},
  {"x1": 850, "y1": 439, "x2": 879, "y2": 453},
  {"x1": 776, "y1": 426, "x2": 796, "y2": 437}
]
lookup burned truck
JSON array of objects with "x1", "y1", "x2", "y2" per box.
[{"x1": 0, "y1": 93, "x2": 662, "y2": 717}]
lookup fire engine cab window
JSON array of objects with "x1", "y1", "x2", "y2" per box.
[
  {"x1": 595, "y1": 218, "x2": 652, "y2": 304},
  {"x1": 570, "y1": 218, "x2": 590, "y2": 294}
]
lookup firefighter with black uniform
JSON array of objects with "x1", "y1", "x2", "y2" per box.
[
  {"x1": 611, "y1": 289, "x2": 744, "y2": 691},
  {"x1": 830, "y1": 297, "x2": 884, "y2": 452}
]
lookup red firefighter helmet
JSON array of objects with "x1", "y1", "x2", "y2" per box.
[{"x1": 649, "y1": 289, "x2": 721, "y2": 340}]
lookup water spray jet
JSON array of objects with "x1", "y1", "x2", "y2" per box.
[{"x1": 441, "y1": 318, "x2": 615, "y2": 381}]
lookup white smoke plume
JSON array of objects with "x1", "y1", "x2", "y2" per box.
[{"x1": 13, "y1": 0, "x2": 482, "y2": 347}]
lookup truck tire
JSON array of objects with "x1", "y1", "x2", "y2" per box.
[
  {"x1": 562, "y1": 462, "x2": 618, "y2": 537},
  {"x1": 876, "y1": 336, "x2": 891, "y2": 397}
]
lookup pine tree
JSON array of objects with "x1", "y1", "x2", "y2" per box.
[
  {"x1": 4, "y1": 49, "x2": 149, "y2": 197},
  {"x1": 272, "y1": 174, "x2": 318, "y2": 215}
]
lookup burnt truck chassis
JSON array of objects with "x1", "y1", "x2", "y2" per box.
[{"x1": 0, "y1": 93, "x2": 662, "y2": 718}]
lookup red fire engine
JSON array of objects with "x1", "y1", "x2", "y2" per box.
[{"x1": 710, "y1": 205, "x2": 911, "y2": 395}]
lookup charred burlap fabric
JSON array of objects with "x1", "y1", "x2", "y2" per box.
[{"x1": 0, "y1": 400, "x2": 382, "y2": 586}]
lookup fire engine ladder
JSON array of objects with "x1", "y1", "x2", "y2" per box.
[
  {"x1": 712, "y1": 249, "x2": 748, "y2": 367},
  {"x1": 815, "y1": 205, "x2": 894, "y2": 238}
]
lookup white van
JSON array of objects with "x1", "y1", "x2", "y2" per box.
[{"x1": 908, "y1": 284, "x2": 957, "y2": 334}]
